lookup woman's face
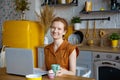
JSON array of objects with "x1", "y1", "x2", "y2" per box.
[{"x1": 50, "y1": 21, "x2": 66, "y2": 40}]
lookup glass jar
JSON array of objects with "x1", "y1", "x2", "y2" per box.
[{"x1": 111, "y1": 0, "x2": 117, "y2": 10}]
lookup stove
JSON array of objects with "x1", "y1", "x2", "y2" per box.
[
  {"x1": 93, "y1": 52, "x2": 120, "y2": 63},
  {"x1": 92, "y1": 52, "x2": 120, "y2": 80}
]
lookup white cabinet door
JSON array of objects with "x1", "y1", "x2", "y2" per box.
[
  {"x1": 77, "y1": 50, "x2": 93, "y2": 78},
  {"x1": 38, "y1": 47, "x2": 44, "y2": 68},
  {"x1": 77, "y1": 51, "x2": 92, "y2": 66}
]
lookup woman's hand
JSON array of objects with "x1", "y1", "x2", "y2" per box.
[{"x1": 56, "y1": 67, "x2": 67, "y2": 76}]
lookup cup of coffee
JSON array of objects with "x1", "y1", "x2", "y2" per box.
[
  {"x1": 26, "y1": 74, "x2": 42, "y2": 80},
  {"x1": 51, "y1": 64, "x2": 60, "y2": 73}
]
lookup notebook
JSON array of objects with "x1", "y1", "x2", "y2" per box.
[{"x1": 5, "y1": 48, "x2": 47, "y2": 76}]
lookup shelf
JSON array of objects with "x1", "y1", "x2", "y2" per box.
[
  {"x1": 42, "y1": 3, "x2": 77, "y2": 6},
  {"x1": 41, "y1": 0, "x2": 78, "y2": 6},
  {"x1": 80, "y1": 10, "x2": 120, "y2": 14},
  {"x1": 81, "y1": 17, "x2": 110, "y2": 21}
]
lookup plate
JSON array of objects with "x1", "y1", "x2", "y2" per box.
[{"x1": 68, "y1": 31, "x2": 84, "y2": 45}]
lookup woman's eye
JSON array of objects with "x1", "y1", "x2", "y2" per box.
[
  {"x1": 58, "y1": 28, "x2": 62, "y2": 30},
  {"x1": 51, "y1": 27, "x2": 62, "y2": 31},
  {"x1": 51, "y1": 27, "x2": 55, "y2": 29}
]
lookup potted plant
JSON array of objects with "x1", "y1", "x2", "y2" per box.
[
  {"x1": 71, "y1": 16, "x2": 81, "y2": 30},
  {"x1": 109, "y1": 33, "x2": 120, "y2": 48},
  {"x1": 14, "y1": 0, "x2": 31, "y2": 20}
]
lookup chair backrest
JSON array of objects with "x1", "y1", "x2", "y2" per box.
[{"x1": 76, "y1": 66, "x2": 91, "y2": 78}]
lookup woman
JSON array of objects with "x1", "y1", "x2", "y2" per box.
[{"x1": 44, "y1": 17, "x2": 79, "y2": 76}]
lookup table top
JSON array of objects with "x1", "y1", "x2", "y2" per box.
[{"x1": 0, "y1": 68, "x2": 95, "y2": 80}]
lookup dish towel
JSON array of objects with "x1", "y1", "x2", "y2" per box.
[{"x1": 0, "y1": 46, "x2": 6, "y2": 68}]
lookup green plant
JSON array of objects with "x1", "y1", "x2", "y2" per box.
[
  {"x1": 109, "y1": 33, "x2": 120, "y2": 40},
  {"x1": 14, "y1": 0, "x2": 30, "y2": 12},
  {"x1": 71, "y1": 16, "x2": 81, "y2": 24}
]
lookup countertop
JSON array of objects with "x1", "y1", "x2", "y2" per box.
[
  {"x1": 0, "y1": 68, "x2": 95, "y2": 80},
  {"x1": 78, "y1": 45, "x2": 120, "y2": 53},
  {"x1": 38, "y1": 44, "x2": 120, "y2": 53}
]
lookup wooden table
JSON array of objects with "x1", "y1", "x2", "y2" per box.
[{"x1": 0, "y1": 68, "x2": 95, "y2": 80}]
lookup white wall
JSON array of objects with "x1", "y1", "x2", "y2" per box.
[
  {"x1": 24, "y1": 0, "x2": 120, "y2": 44},
  {"x1": 27, "y1": 0, "x2": 120, "y2": 29}
]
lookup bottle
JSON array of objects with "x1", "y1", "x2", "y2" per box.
[
  {"x1": 61, "y1": 0, "x2": 66, "y2": 4},
  {"x1": 111, "y1": 0, "x2": 117, "y2": 10},
  {"x1": 116, "y1": 3, "x2": 120, "y2": 10},
  {"x1": 85, "y1": 1, "x2": 92, "y2": 12}
]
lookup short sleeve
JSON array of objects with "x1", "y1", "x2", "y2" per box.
[{"x1": 68, "y1": 44, "x2": 79, "y2": 57}]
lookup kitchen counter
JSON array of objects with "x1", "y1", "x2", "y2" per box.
[
  {"x1": 0, "y1": 68, "x2": 95, "y2": 80},
  {"x1": 38, "y1": 44, "x2": 120, "y2": 53},
  {"x1": 78, "y1": 45, "x2": 120, "y2": 53}
]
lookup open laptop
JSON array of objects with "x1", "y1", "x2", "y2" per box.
[{"x1": 5, "y1": 48, "x2": 47, "y2": 76}]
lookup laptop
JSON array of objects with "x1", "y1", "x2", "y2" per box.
[{"x1": 5, "y1": 48, "x2": 47, "y2": 76}]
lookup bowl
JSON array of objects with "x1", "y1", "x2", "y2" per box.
[{"x1": 26, "y1": 74, "x2": 42, "y2": 80}]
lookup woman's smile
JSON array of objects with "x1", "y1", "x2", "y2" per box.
[{"x1": 51, "y1": 21, "x2": 65, "y2": 39}]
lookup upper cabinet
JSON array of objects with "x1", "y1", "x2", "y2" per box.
[{"x1": 41, "y1": 0, "x2": 78, "y2": 6}]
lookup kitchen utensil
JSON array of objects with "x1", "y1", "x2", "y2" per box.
[
  {"x1": 85, "y1": 21, "x2": 89, "y2": 40},
  {"x1": 100, "y1": 39, "x2": 104, "y2": 47},
  {"x1": 93, "y1": 20, "x2": 97, "y2": 38},
  {"x1": 51, "y1": 64, "x2": 60, "y2": 76},
  {"x1": 68, "y1": 31, "x2": 83, "y2": 45},
  {"x1": 87, "y1": 39, "x2": 94, "y2": 46},
  {"x1": 99, "y1": 29, "x2": 106, "y2": 47},
  {"x1": 26, "y1": 74, "x2": 42, "y2": 80},
  {"x1": 74, "y1": 31, "x2": 84, "y2": 43},
  {"x1": 99, "y1": 30, "x2": 106, "y2": 38}
]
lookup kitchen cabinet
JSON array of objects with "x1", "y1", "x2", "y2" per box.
[
  {"x1": 77, "y1": 50, "x2": 93, "y2": 78},
  {"x1": 38, "y1": 47, "x2": 44, "y2": 68},
  {"x1": 77, "y1": 51, "x2": 92, "y2": 66}
]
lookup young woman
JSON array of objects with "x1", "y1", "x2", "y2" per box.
[{"x1": 44, "y1": 17, "x2": 79, "y2": 76}]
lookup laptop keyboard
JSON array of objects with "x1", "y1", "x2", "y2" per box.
[{"x1": 33, "y1": 68, "x2": 47, "y2": 75}]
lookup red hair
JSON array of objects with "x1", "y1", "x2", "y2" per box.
[{"x1": 50, "y1": 17, "x2": 68, "y2": 32}]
